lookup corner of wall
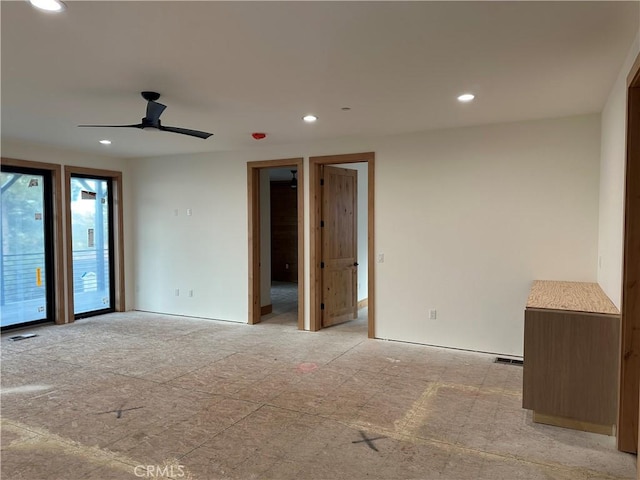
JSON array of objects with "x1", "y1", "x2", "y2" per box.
[{"x1": 597, "y1": 34, "x2": 640, "y2": 309}]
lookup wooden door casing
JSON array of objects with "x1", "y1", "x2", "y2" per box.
[
  {"x1": 620, "y1": 52, "x2": 640, "y2": 454},
  {"x1": 247, "y1": 158, "x2": 304, "y2": 329}
]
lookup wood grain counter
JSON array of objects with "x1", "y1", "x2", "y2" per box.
[{"x1": 523, "y1": 280, "x2": 620, "y2": 435}]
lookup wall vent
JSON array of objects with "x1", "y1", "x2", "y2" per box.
[
  {"x1": 495, "y1": 357, "x2": 523, "y2": 366},
  {"x1": 9, "y1": 334, "x2": 38, "y2": 342}
]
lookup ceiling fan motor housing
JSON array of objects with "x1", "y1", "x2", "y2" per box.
[{"x1": 141, "y1": 91, "x2": 161, "y2": 102}]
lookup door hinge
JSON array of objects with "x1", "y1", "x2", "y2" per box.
[
  {"x1": 320, "y1": 262, "x2": 325, "y2": 269},
  {"x1": 320, "y1": 178, "x2": 324, "y2": 186},
  {"x1": 321, "y1": 303, "x2": 325, "y2": 310},
  {"x1": 320, "y1": 220, "x2": 325, "y2": 228}
]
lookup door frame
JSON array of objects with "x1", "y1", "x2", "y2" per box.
[
  {"x1": 247, "y1": 158, "x2": 304, "y2": 329},
  {"x1": 1, "y1": 158, "x2": 65, "y2": 325},
  {"x1": 309, "y1": 152, "x2": 375, "y2": 338},
  {"x1": 64, "y1": 166, "x2": 125, "y2": 323},
  {"x1": 618, "y1": 51, "x2": 640, "y2": 454}
]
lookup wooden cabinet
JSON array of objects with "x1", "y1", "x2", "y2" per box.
[{"x1": 523, "y1": 281, "x2": 620, "y2": 435}]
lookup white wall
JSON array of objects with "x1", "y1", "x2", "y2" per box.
[
  {"x1": 340, "y1": 162, "x2": 368, "y2": 303},
  {"x1": 598, "y1": 34, "x2": 640, "y2": 309},
  {"x1": 130, "y1": 150, "x2": 248, "y2": 321},
  {"x1": 374, "y1": 115, "x2": 599, "y2": 355},
  {"x1": 1, "y1": 139, "x2": 135, "y2": 311},
  {"x1": 129, "y1": 114, "x2": 600, "y2": 355}
]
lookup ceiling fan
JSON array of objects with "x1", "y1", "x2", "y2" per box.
[{"x1": 78, "y1": 91, "x2": 213, "y2": 139}]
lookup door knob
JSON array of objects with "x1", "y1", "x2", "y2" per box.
[{"x1": 354, "y1": 262, "x2": 359, "y2": 267}]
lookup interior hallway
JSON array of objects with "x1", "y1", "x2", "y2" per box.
[
  {"x1": 261, "y1": 282, "x2": 299, "y2": 326},
  {"x1": 261, "y1": 282, "x2": 368, "y2": 333},
  {"x1": 1, "y1": 311, "x2": 634, "y2": 480}
]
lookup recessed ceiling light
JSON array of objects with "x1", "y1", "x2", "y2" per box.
[
  {"x1": 341, "y1": 107, "x2": 351, "y2": 111},
  {"x1": 457, "y1": 93, "x2": 475, "y2": 103},
  {"x1": 29, "y1": 0, "x2": 66, "y2": 12},
  {"x1": 303, "y1": 114, "x2": 318, "y2": 123},
  {"x1": 99, "y1": 139, "x2": 112, "y2": 145}
]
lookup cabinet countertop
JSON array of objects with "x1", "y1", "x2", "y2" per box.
[{"x1": 526, "y1": 280, "x2": 620, "y2": 315}]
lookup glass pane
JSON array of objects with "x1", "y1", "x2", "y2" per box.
[
  {"x1": 1, "y1": 172, "x2": 48, "y2": 327},
  {"x1": 71, "y1": 177, "x2": 111, "y2": 315}
]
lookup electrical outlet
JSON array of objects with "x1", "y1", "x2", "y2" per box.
[
  {"x1": 187, "y1": 208, "x2": 192, "y2": 216},
  {"x1": 429, "y1": 309, "x2": 437, "y2": 320},
  {"x1": 377, "y1": 253, "x2": 385, "y2": 263}
]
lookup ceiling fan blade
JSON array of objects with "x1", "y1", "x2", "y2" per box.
[
  {"x1": 78, "y1": 92, "x2": 211, "y2": 139},
  {"x1": 145, "y1": 101, "x2": 166, "y2": 124},
  {"x1": 159, "y1": 125, "x2": 213, "y2": 139},
  {"x1": 78, "y1": 124, "x2": 144, "y2": 129}
]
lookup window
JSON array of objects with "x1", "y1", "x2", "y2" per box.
[{"x1": 1, "y1": 166, "x2": 55, "y2": 327}]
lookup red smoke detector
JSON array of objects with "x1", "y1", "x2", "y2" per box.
[{"x1": 251, "y1": 132, "x2": 267, "y2": 140}]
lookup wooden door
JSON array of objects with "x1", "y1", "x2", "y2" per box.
[{"x1": 321, "y1": 166, "x2": 358, "y2": 327}]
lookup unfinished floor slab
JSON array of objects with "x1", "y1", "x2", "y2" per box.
[{"x1": 1, "y1": 311, "x2": 634, "y2": 480}]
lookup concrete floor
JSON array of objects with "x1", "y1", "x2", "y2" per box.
[{"x1": 1, "y1": 309, "x2": 635, "y2": 480}]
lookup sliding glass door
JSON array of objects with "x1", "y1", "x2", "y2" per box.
[
  {"x1": 70, "y1": 175, "x2": 114, "y2": 317},
  {"x1": 1, "y1": 167, "x2": 54, "y2": 328}
]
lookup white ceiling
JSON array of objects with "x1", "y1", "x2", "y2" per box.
[{"x1": 2, "y1": 1, "x2": 638, "y2": 159}]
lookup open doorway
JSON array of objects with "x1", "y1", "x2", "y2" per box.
[
  {"x1": 247, "y1": 158, "x2": 304, "y2": 329},
  {"x1": 309, "y1": 152, "x2": 375, "y2": 338},
  {"x1": 264, "y1": 168, "x2": 300, "y2": 325}
]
